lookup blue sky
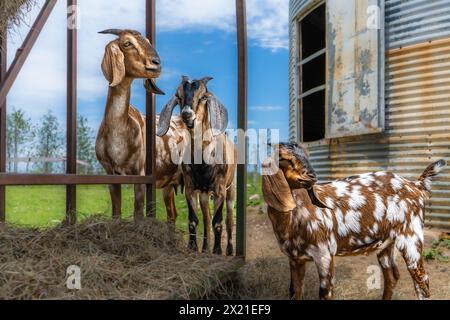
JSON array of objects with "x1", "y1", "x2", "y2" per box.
[{"x1": 7, "y1": 0, "x2": 289, "y2": 147}]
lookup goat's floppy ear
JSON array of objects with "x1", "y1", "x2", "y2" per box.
[
  {"x1": 102, "y1": 41, "x2": 125, "y2": 87},
  {"x1": 307, "y1": 187, "x2": 329, "y2": 209},
  {"x1": 157, "y1": 96, "x2": 179, "y2": 137},
  {"x1": 262, "y1": 158, "x2": 296, "y2": 212},
  {"x1": 207, "y1": 95, "x2": 228, "y2": 136}
]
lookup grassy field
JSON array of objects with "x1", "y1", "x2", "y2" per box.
[
  {"x1": 5, "y1": 185, "x2": 191, "y2": 229},
  {"x1": 5, "y1": 175, "x2": 262, "y2": 230}
]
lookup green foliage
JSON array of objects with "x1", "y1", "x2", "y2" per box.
[
  {"x1": 247, "y1": 173, "x2": 263, "y2": 207},
  {"x1": 6, "y1": 107, "x2": 33, "y2": 172},
  {"x1": 424, "y1": 239, "x2": 450, "y2": 262},
  {"x1": 77, "y1": 115, "x2": 97, "y2": 174},
  {"x1": 6, "y1": 110, "x2": 100, "y2": 174},
  {"x1": 439, "y1": 238, "x2": 450, "y2": 249},
  {"x1": 34, "y1": 110, "x2": 63, "y2": 174}
]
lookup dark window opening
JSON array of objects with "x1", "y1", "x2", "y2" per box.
[
  {"x1": 301, "y1": 5, "x2": 326, "y2": 58},
  {"x1": 302, "y1": 54, "x2": 326, "y2": 92},
  {"x1": 298, "y1": 3, "x2": 326, "y2": 143},
  {"x1": 302, "y1": 92, "x2": 325, "y2": 142}
]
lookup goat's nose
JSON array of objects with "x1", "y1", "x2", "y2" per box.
[
  {"x1": 303, "y1": 169, "x2": 317, "y2": 180},
  {"x1": 182, "y1": 110, "x2": 192, "y2": 119},
  {"x1": 152, "y1": 57, "x2": 161, "y2": 66},
  {"x1": 182, "y1": 108, "x2": 196, "y2": 120},
  {"x1": 307, "y1": 172, "x2": 317, "y2": 181}
]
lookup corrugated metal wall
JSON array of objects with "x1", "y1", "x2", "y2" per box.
[
  {"x1": 289, "y1": 0, "x2": 450, "y2": 228},
  {"x1": 386, "y1": 0, "x2": 450, "y2": 49}
]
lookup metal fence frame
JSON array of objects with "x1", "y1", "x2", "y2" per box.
[{"x1": 0, "y1": 0, "x2": 248, "y2": 257}]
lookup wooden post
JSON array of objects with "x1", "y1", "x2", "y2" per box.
[
  {"x1": 0, "y1": 29, "x2": 7, "y2": 223},
  {"x1": 236, "y1": 0, "x2": 248, "y2": 258},
  {"x1": 66, "y1": 0, "x2": 78, "y2": 224},
  {"x1": 145, "y1": 0, "x2": 157, "y2": 218}
]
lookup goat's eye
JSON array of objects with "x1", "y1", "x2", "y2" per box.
[{"x1": 123, "y1": 42, "x2": 132, "y2": 48}]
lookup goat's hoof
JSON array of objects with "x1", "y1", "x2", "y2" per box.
[
  {"x1": 213, "y1": 247, "x2": 222, "y2": 255},
  {"x1": 226, "y1": 244, "x2": 233, "y2": 256},
  {"x1": 201, "y1": 246, "x2": 210, "y2": 254},
  {"x1": 289, "y1": 286, "x2": 295, "y2": 300},
  {"x1": 188, "y1": 242, "x2": 198, "y2": 252}
]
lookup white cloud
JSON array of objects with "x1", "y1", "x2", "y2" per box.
[
  {"x1": 6, "y1": 0, "x2": 288, "y2": 127},
  {"x1": 157, "y1": 0, "x2": 289, "y2": 51},
  {"x1": 7, "y1": 0, "x2": 67, "y2": 121},
  {"x1": 157, "y1": 0, "x2": 235, "y2": 32},
  {"x1": 250, "y1": 105, "x2": 284, "y2": 111},
  {"x1": 247, "y1": 0, "x2": 289, "y2": 51}
]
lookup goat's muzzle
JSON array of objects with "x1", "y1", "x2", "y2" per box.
[
  {"x1": 182, "y1": 107, "x2": 196, "y2": 128},
  {"x1": 145, "y1": 57, "x2": 162, "y2": 73},
  {"x1": 307, "y1": 172, "x2": 318, "y2": 183}
]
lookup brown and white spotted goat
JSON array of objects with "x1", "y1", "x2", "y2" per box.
[{"x1": 262, "y1": 142, "x2": 446, "y2": 300}]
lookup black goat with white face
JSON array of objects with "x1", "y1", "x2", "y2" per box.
[{"x1": 158, "y1": 76, "x2": 236, "y2": 255}]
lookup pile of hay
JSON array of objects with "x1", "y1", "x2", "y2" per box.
[
  {"x1": 0, "y1": 0, "x2": 36, "y2": 35},
  {"x1": 0, "y1": 217, "x2": 239, "y2": 299}
]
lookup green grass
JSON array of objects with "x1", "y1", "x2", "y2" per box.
[
  {"x1": 5, "y1": 174, "x2": 263, "y2": 230},
  {"x1": 424, "y1": 239, "x2": 450, "y2": 262},
  {"x1": 247, "y1": 174, "x2": 263, "y2": 207},
  {"x1": 5, "y1": 185, "x2": 192, "y2": 230}
]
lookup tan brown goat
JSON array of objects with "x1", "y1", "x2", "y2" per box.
[
  {"x1": 262, "y1": 142, "x2": 446, "y2": 300},
  {"x1": 96, "y1": 29, "x2": 187, "y2": 222},
  {"x1": 158, "y1": 76, "x2": 236, "y2": 255}
]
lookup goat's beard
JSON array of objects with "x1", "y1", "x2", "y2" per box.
[
  {"x1": 145, "y1": 79, "x2": 165, "y2": 95},
  {"x1": 307, "y1": 187, "x2": 329, "y2": 209}
]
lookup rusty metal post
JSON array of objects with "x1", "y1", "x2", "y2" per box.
[
  {"x1": 0, "y1": 30, "x2": 7, "y2": 222},
  {"x1": 66, "y1": 0, "x2": 78, "y2": 224},
  {"x1": 145, "y1": 0, "x2": 157, "y2": 218},
  {"x1": 236, "y1": 0, "x2": 248, "y2": 258}
]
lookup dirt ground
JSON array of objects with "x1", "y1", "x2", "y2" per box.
[{"x1": 236, "y1": 208, "x2": 450, "y2": 300}]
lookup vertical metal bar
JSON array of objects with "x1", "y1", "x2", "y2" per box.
[
  {"x1": 236, "y1": 0, "x2": 248, "y2": 258},
  {"x1": 66, "y1": 0, "x2": 77, "y2": 224},
  {"x1": 0, "y1": 30, "x2": 7, "y2": 222},
  {"x1": 145, "y1": 0, "x2": 157, "y2": 218}
]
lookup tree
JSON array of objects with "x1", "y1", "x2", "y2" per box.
[
  {"x1": 24, "y1": 123, "x2": 37, "y2": 173},
  {"x1": 35, "y1": 110, "x2": 63, "y2": 174},
  {"x1": 77, "y1": 115, "x2": 96, "y2": 174},
  {"x1": 6, "y1": 108, "x2": 33, "y2": 172}
]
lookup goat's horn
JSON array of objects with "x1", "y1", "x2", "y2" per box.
[{"x1": 98, "y1": 29, "x2": 124, "y2": 36}]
